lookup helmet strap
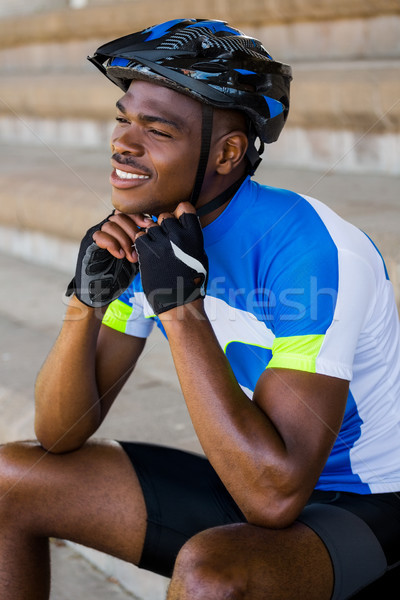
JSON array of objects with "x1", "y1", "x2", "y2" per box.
[
  {"x1": 245, "y1": 122, "x2": 264, "y2": 174},
  {"x1": 190, "y1": 104, "x2": 214, "y2": 206},
  {"x1": 193, "y1": 103, "x2": 249, "y2": 218},
  {"x1": 196, "y1": 173, "x2": 247, "y2": 218},
  {"x1": 190, "y1": 104, "x2": 250, "y2": 217}
]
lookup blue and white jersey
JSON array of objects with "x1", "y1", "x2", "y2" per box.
[{"x1": 104, "y1": 176, "x2": 400, "y2": 494}]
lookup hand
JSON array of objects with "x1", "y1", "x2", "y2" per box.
[
  {"x1": 135, "y1": 203, "x2": 208, "y2": 315},
  {"x1": 66, "y1": 211, "x2": 151, "y2": 308},
  {"x1": 92, "y1": 211, "x2": 152, "y2": 263}
]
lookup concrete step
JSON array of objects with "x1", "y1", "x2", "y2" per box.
[{"x1": 50, "y1": 540, "x2": 138, "y2": 600}]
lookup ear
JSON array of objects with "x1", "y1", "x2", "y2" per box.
[{"x1": 215, "y1": 131, "x2": 249, "y2": 175}]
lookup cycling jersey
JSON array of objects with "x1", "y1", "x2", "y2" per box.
[{"x1": 103, "y1": 176, "x2": 400, "y2": 494}]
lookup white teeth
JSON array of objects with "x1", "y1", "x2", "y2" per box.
[{"x1": 116, "y1": 168, "x2": 149, "y2": 180}]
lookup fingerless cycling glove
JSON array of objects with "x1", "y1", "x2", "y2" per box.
[
  {"x1": 135, "y1": 213, "x2": 208, "y2": 315},
  {"x1": 66, "y1": 212, "x2": 138, "y2": 308}
]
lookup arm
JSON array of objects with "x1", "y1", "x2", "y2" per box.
[
  {"x1": 35, "y1": 210, "x2": 150, "y2": 453},
  {"x1": 161, "y1": 301, "x2": 348, "y2": 528},
  {"x1": 35, "y1": 297, "x2": 146, "y2": 453},
  {"x1": 135, "y1": 202, "x2": 348, "y2": 528}
]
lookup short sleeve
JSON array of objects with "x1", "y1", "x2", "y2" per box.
[
  {"x1": 265, "y1": 196, "x2": 378, "y2": 381},
  {"x1": 102, "y1": 274, "x2": 155, "y2": 339}
]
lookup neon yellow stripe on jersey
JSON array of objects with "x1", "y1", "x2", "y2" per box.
[
  {"x1": 267, "y1": 334, "x2": 325, "y2": 373},
  {"x1": 102, "y1": 299, "x2": 133, "y2": 333}
]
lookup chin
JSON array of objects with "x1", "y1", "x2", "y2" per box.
[
  {"x1": 111, "y1": 187, "x2": 181, "y2": 216},
  {"x1": 111, "y1": 191, "x2": 143, "y2": 215}
]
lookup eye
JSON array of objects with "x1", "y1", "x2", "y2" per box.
[
  {"x1": 149, "y1": 128, "x2": 172, "y2": 139},
  {"x1": 115, "y1": 116, "x2": 129, "y2": 124}
]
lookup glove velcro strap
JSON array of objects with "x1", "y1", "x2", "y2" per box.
[{"x1": 151, "y1": 284, "x2": 205, "y2": 315}]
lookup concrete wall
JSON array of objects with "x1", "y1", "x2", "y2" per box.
[{"x1": 0, "y1": 0, "x2": 399, "y2": 173}]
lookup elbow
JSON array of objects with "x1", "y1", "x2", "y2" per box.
[
  {"x1": 34, "y1": 415, "x2": 54, "y2": 452},
  {"x1": 243, "y1": 498, "x2": 302, "y2": 530},
  {"x1": 35, "y1": 435, "x2": 86, "y2": 455},
  {"x1": 34, "y1": 415, "x2": 93, "y2": 455},
  {"x1": 36, "y1": 441, "x2": 82, "y2": 455},
  {"x1": 33, "y1": 412, "x2": 65, "y2": 454},
  {"x1": 34, "y1": 425, "x2": 84, "y2": 455},
  {"x1": 239, "y1": 474, "x2": 307, "y2": 529},
  {"x1": 34, "y1": 390, "x2": 100, "y2": 454}
]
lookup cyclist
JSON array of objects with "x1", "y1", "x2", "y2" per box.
[{"x1": 0, "y1": 19, "x2": 399, "y2": 599}]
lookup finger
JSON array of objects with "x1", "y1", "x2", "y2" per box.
[
  {"x1": 173, "y1": 202, "x2": 196, "y2": 219},
  {"x1": 157, "y1": 212, "x2": 174, "y2": 226},
  {"x1": 96, "y1": 221, "x2": 137, "y2": 262},
  {"x1": 160, "y1": 215, "x2": 180, "y2": 236},
  {"x1": 107, "y1": 212, "x2": 141, "y2": 243},
  {"x1": 114, "y1": 210, "x2": 154, "y2": 229},
  {"x1": 144, "y1": 221, "x2": 158, "y2": 230},
  {"x1": 93, "y1": 230, "x2": 126, "y2": 260}
]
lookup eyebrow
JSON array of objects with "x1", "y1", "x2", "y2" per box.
[{"x1": 116, "y1": 100, "x2": 185, "y2": 132}]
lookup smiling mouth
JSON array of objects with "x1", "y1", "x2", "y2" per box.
[{"x1": 115, "y1": 168, "x2": 150, "y2": 180}]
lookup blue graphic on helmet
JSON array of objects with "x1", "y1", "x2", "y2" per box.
[
  {"x1": 235, "y1": 69, "x2": 257, "y2": 76},
  {"x1": 144, "y1": 18, "x2": 187, "y2": 41},
  {"x1": 264, "y1": 96, "x2": 285, "y2": 118},
  {"x1": 110, "y1": 57, "x2": 130, "y2": 67},
  {"x1": 187, "y1": 20, "x2": 240, "y2": 35}
]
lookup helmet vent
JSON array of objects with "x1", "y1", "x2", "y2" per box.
[
  {"x1": 158, "y1": 29, "x2": 200, "y2": 51},
  {"x1": 158, "y1": 26, "x2": 272, "y2": 61}
]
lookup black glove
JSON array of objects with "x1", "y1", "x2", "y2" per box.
[
  {"x1": 66, "y1": 212, "x2": 138, "y2": 308},
  {"x1": 135, "y1": 213, "x2": 208, "y2": 315}
]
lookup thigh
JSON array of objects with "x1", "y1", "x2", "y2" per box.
[
  {"x1": 118, "y1": 442, "x2": 246, "y2": 577},
  {"x1": 0, "y1": 439, "x2": 147, "y2": 564},
  {"x1": 299, "y1": 490, "x2": 400, "y2": 599}
]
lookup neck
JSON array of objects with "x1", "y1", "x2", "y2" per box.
[
  {"x1": 197, "y1": 169, "x2": 248, "y2": 227},
  {"x1": 198, "y1": 198, "x2": 230, "y2": 228}
]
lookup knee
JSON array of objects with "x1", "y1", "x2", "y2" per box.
[
  {"x1": 0, "y1": 441, "x2": 42, "y2": 520},
  {"x1": 171, "y1": 528, "x2": 247, "y2": 600}
]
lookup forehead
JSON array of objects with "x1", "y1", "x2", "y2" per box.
[{"x1": 120, "y1": 80, "x2": 202, "y2": 131}]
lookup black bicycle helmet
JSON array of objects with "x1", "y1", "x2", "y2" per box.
[{"x1": 89, "y1": 19, "x2": 292, "y2": 213}]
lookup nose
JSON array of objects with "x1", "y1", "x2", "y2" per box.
[{"x1": 111, "y1": 124, "x2": 145, "y2": 156}]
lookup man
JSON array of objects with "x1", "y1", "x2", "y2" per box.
[{"x1": 0, "y1": 18, "x2": 399, "y2": 599}]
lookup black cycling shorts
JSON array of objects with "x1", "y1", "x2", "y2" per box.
[{"x1": 119, "y1": 441, "x2": 400, "y2": 599}]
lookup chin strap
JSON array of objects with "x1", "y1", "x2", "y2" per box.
[
  {"x1": 196, "y1": 173, "x2": 247, "y2": 217},
  {"x1": 190, "y1": 104, "x2": 214, "y2": 206},
  {"x1": 190, "y1": 103, "x2": 251, "y2": 218}
]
